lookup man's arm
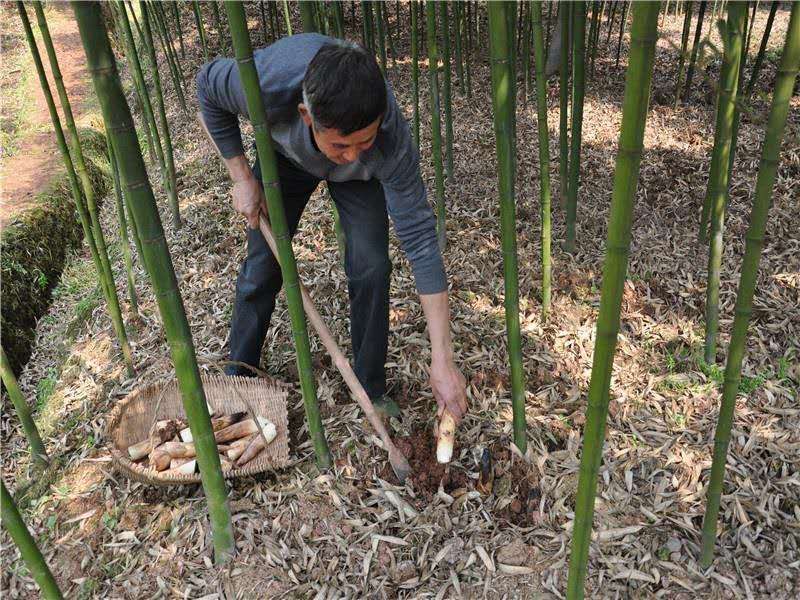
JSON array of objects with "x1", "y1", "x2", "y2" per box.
[
  {"x1": 197, "y1": 111, "x2": 263, "y2": 229},
  {"x1": 379, "y1": 101, "x2": 467, "y2": 423},
  {"x1": 421, "y1": 291, "x2": 467, "y2": 423}
]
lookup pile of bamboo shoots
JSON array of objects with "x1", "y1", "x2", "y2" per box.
[{"x1": 127, "y1": 412, "x2": 277, "y2": 475}]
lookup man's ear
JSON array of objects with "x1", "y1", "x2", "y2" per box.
[{"x1": 298, "y1": 103, "x2": 312, "y2": 127}]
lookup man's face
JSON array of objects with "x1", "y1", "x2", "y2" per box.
[{"x1": 299, "y1": 104, "x2": 381, "y2": 165}]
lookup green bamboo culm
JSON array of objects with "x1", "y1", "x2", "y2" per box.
[
  {"x1": 464, "y1": 0, "x2": 473, "y2": 97},
  {"x1": 564, "y1": 0, "x2": 586, "y2": 253},
  {"x1": 211, "y1": 0, "x2": 226, "y2": 51},
  {"x1": 171, "y1": 1, "x2": 185, "y2": 58},
  {"x1": 149, "y1": 1, "x2": 189, "y2": 115},
  {"x1": 453, "y1": 0, "x2": 465, "y2": 94},
  {"x1": 299, "y1": 0, "x2": 318, "y2": 32},
  {"x1": 700, "y1": 2, "x2": 800, "y2": 568},
  {"x1": 701, "y1": 1, "x2": 747, "y2": 365},
  {"x1": 725, "y1": 3, "x2": 752, "y2": 182},
  {"x1": 375, "y1": 1, "x2": 388, "y2": 72},
  {"x1": 1, "y1": 481, "x2": 62, "y2": 599},
  {"x1": 0, "y1": 347, "x2": 48, "y2": 470},
  {"x1": 107, "y1": 130, "x2": 139, "y2": 317},
  {"x1": 684, "y1": 0, "x2": 708, "y2": 101},
  {"x1": 439, "y1": 0, "x2": 455, "y2": 180},
  {"x1": 559, "y1": 1, "x2": 571, "y2": 210},
  {"x1": 193, "y1": 0, "x2": 209, "y2": 62},
  {"x1": 411, "y1": 0, "x2": 420, "y2": 147},
  {"x1": 565, "y1": 4, "x2": 661, "y2": 597},
  {"x1": 521, "y1": 1, "x2": 532, "y2": 100},
  {"x1": 587, "y1": 1, "x2": 601, "y2": 78},
  {"x1": 426, "y1": 0, "x2": 447, "y2": 251},
  {"x1": 71, "y1": 0, "x2": 235, "y2": 562},
  {"x1": 20, "y1": 1, "x2": 135, "y2": 376},
  {"x1": 615, "y1": 0, "x2": 629, "y2": 68},
  {"x1": 223, "y1": 0, "x2": 332, "y2": 470},
  {"x1": 111, "y1": 0, "x2": 169, "y2": 202},
  {"x1": 746, "y1": 0, "x2": 779, "y2": 95},
  {"x1": 281, "y1": 0, "x2": 293, "y2": 36},
  {"x1": 675, "y1": 0, "x2": 695, "y2": 105},
  {"x1": 531, "y1": 0, "x2": 552, "y2": 318},
  {"x1": 362, "y1": 1, "x2": 375, "y2": 51},
  {"x1": 605, "y1": 0, "x2": 619, "y2": 46},
  {"x1": 139, "y1": 1, "x2": 183, "y2": 229},
  {"x1": 332, "y1": 0, "x2": 345, "y2": 38},
  {"x1": 488, "y1": 0, "x2": 527, "y2": 455}
]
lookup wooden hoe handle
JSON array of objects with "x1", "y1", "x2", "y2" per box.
[{"x1": 257, "y1": 214, "x2": 411, "y2": 481}]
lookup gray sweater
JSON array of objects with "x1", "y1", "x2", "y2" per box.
[{"x1": 196, "y1": 33, "x2": 446, "y2": 295}]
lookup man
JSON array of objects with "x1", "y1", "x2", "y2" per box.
[{"x1": 196, "y1": 33, "x2": 467, "y2": 425}]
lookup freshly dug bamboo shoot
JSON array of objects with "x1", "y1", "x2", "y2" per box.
[
  {"x1": 437, "y1": 410, "x2": 456, "y2": 464},
  {"x1": 149, "y1": 447, "x2": 171, "y2": 471},
  {"x1": 180, "y1": 411, "x2": 247, "y2": 442},
  {"x1": 128, "y1": 419, "x2": 182, "y2": 460},
  {"x1": 227, "y1": 434, "x2": 256, "y2": 461},
  {"x1": 219, "y1": 456, "x2": 232, "y2": 471},
  {"x1": 162, "y1": 459, "x2": 196, "y2": 476},
  {"x1": 215, "y1": 416, "x2": 272, "y2": 444},
  {"x1": 235, "y1": 420, "x2": 277, "y2": 467},
  {"x1": 160, "y1": 441, "x2": 196, "y2": 459},
  {"x1": 169, "y1": 457, "x2": 193, "y2": 470}
]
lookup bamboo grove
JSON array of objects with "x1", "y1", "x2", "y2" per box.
[{"x1": 3, "y1": 2, "x2": 797, "y2": 598}]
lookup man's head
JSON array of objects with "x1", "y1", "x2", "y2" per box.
[{"x1": 299, "y1": 41, "x2": 387, "y2": 165}]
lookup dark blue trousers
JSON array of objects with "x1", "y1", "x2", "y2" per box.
[{"x1": 225, "y1": 152, "x2": 391, "y2": 401}]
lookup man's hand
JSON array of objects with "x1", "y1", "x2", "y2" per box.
[
  {"x1": 430, "y1": 358, "x2": 468, "y2": 424},
  {"x1": 232, "y1": 175, "x2": 264, "y2": 229}
]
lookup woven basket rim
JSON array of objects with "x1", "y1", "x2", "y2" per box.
[{"x1": 106, "y1": 375, "x2": 289, "y2": 487}]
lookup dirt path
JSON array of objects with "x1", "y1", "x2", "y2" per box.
[{"x1": 0, "y1": 3, "x2": 91, "y2": 230}]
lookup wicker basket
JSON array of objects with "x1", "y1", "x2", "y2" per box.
[{"x1": 106, "y1": 375, "x2": 290, "y2": 486}]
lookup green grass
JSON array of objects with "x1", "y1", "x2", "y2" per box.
[{"x1": 35, "y1": 367, "x2": 58, "y2": 411}]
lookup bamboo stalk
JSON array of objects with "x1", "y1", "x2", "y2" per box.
[
  {"x1": 375, "y1": 0, "x2": 388, "y2": 71},
  {"x1": 0, "y1": 347, "x2": 48, "y2": 470},
  {"x1": 700, "y1": 2, "x2": 800, "y2": 567},
  {"x1": 565, "y1": 4, "x2": 660, "y2": 597},
  {"x1": 171, "y1": 1, "x2": 185, "y2": 58},
  {"x1": 1, "y1": 481, "x2": 62, "y2": 599},
  {"x1": 281, "y1": 0, "x2": 293, "y2": 36},
  {"x1": 675, "y1": 0, "x2": 695, "y2": 105},
  {"x1": 411, "y1": 0, "x2": 420, "y2": 147},
  {"x1": 20, "y1": 1, "x2": 134, "y2": 375},
  {"x1": 532, "y1": 0, "x2": 552, "y2": 318},
  {"x1": 488, "y1": 0, "x2": 527, "y2": 455},
  {"x1": 149, "y1": 0, "x2": 189, "y2": 115},
  {"x1": 564, "y1": 0, "x2": 586, "y2": 253},
  {"x1": 684, "y1": 0, "x2": 709, "y2": 100},
  {"x1": 426, "y1": 0, "x2": 447, "y2": 252},
  {"x1": 439, "y1": 0, "x2": 455, "y2": 181},
  {"x1": 223, "y1": 0, "x2": 331, "y2": 470},
  {"x1": 453, "y1": 0, "x2": 465, "y2": 94},
  {"x1": 299, "y1": 0, "x2": 317, "y2": 32},
  {"x1": 107, "y1": 130, "x2": 139, "y2": 317},
  {"x1": 746, "y1": 0, "x2": 779, "y2": 94},
  {"x1": 139, "y1": 1, "x2": 183, "y2": 229},
  {"x1": 111, "y1": 0, "x2": 166, "y2": 178},
  {"x1": 72, "y1": 0, "x2": 234, "y2": 562},
  {"x1": 193, "y1": 0, "x2": 209, "y2": 61},
  {"x1": 559, "y1": 2, "x2": 571, "y2": 210},
  {"x1": 702, "y1": 1, "x2": 747, "y2": 365},
  {"x1": 615, "y1": 0, "x2": 629, "y2": 68}
]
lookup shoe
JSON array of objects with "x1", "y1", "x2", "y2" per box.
[{"x1": 371, "y1": 395, "x2": 401, "y2": 419}]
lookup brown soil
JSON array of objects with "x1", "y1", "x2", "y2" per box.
[
  {"x1": 490, "y1": 444, "x2": 545, "y2": 529},
  {"x1": 381, "y1": 423, "x2": 470, "y2": 501},
  {"x1": 0, "y1": 4, "x2": 91, "y2": 229}
]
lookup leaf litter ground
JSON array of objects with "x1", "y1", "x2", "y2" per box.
[{"x1": 2, "y1": 5, "x2": 798, "y2": 599}]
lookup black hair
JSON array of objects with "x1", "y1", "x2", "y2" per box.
[{"x1": 303, "y1": 42, "x2": 387, "y2": 135}]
